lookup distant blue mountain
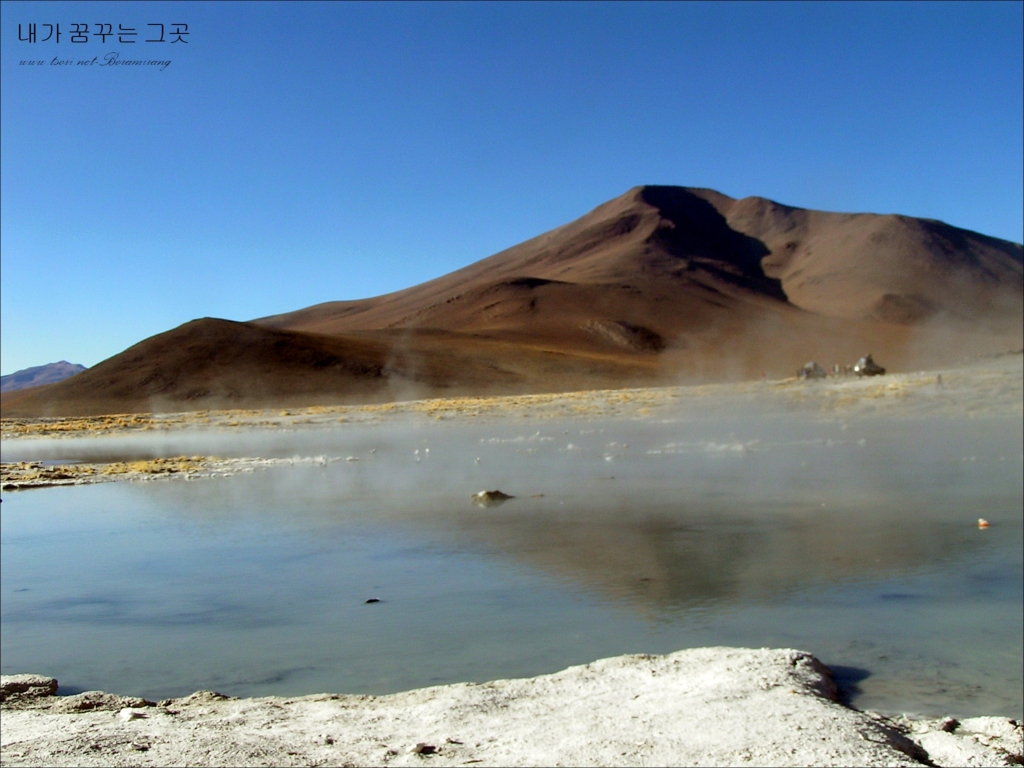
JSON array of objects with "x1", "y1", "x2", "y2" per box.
[{"x1": 1, "y1": 361, "x2": 87, "y2": 392}]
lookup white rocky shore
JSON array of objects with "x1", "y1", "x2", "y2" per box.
[{"x1": 2, "y1": 648, "x2": 1021, "y2": 767}]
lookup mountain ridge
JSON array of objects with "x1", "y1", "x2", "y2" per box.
[
  {"x1": 1, "y1": 361, "x2": 87, "y2": 393},
  {"x1": 3, "y1": 185, "x2": 1021, "y2": 417}
]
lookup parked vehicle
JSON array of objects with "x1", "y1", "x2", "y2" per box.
[
  {"x1": 799, "y1": 361, "x2": 827, "y2": 380},
  {"x1": 854, "y1": 354, "x2": 885, "y2": 376}
]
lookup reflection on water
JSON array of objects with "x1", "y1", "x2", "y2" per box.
[{"x1": 1, "y1": 414, "x2": 1021, "y2": 717}]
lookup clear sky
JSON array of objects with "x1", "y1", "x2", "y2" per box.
[{"x1": 2, "y1": 1, "x2": 1022, "y2": 375}]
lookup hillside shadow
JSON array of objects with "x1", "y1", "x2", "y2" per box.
[{"x1": 639, "y1": 186, "x2": 785, "y2": 300}]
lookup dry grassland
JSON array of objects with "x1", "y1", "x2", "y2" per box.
[{"x1": 3, "y1": 354, "x2": 1020, "y2": 443}]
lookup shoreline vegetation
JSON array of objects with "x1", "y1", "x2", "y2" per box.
[
  {"x1": 0, "y1": 456, "x2": 331, "y2": 491},
  {"x1": 3, "y1": 353, "x2": 1021, "y2": 443},
  {"x1": 3, "y1": 355, "x2": 1020, "y2": 492}
]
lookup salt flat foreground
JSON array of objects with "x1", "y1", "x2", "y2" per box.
[{"x1": 3, "y1": 648, "x2": 1021, "y2": 767}]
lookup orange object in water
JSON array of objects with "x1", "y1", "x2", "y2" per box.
[{"x1": 978, "y1": 518, "x2": 990, "y2": 529}]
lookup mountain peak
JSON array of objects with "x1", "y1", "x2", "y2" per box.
[
  {"x1": 1, "y1": 361, "x2": 87, "y2": 393},
  {"x1": 4, "y1": 186, "x2": 1020, "y2": 416}
]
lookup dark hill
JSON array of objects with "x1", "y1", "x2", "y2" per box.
[{"x1": 0, "y1": 318, "x2": 663, "y2": 416}]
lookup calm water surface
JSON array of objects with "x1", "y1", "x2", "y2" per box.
[{"x1": 2, "y1": 414, "x2": 1021, "y2": 717}]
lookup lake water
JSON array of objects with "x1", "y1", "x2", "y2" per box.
[{"x1": 2, "y1": 412, "x2": 1021, "y2": 718}]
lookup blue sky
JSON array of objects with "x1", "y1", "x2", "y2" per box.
[{"x1": 2, "y1": 1, "x2": 1022, "y2": 375}]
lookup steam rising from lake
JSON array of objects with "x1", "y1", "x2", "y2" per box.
[{"x1": 2, "y1": 408, "x2": 1021, "y2": 717}]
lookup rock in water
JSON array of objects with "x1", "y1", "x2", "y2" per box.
[{"x1": 471, "y1": 490, "x2": 514, "y2": 507}]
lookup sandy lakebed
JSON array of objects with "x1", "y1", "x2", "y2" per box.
[{"x1": 1, "y1": 353, "x2": 1022, "y2": 766}]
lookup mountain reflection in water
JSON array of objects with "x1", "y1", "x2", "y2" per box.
[{"x1": 1, "y1": 413, "x2": 1020, "y2": 716}]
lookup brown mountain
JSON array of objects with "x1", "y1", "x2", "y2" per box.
[{"x1": 3, "y1": 186, "x2": 1021, "y2": 417}]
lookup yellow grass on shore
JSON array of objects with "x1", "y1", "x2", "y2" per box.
[{"x1": 2, "y1": 353, "x2": 1020, "y2": 442}]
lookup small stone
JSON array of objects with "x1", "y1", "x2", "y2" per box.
[
  {"x1": 131, "y1": 741, "x2": 150, "y2": 751},
  {"x1": 176, "y1": 690, "x2": 232, "y2": 704},
  {"x1": 118, "y1": 708, "x2": 148, "y2": 721},
  {"x1": 411, "y1": 742, "x2": 437, "y2": 754}
]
